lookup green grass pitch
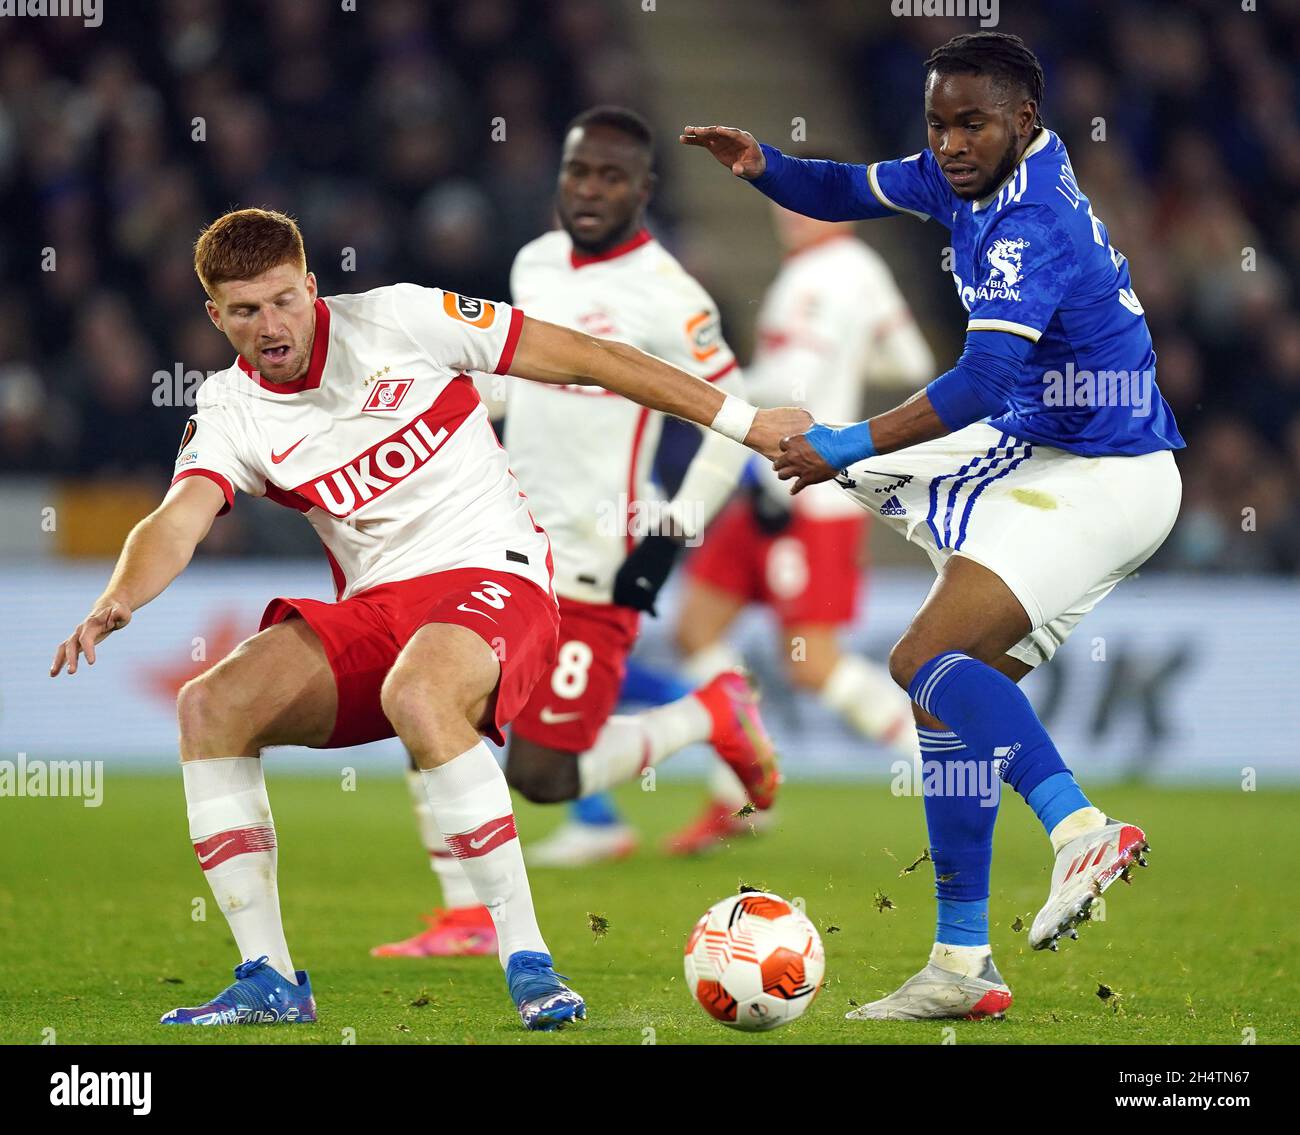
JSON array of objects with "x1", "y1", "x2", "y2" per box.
[{"x1": 2, "y1": 775, "x2": 1296, "y2": 1044}]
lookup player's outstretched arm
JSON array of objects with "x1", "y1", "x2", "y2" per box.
[
  {"x1": 678, "y1": 125, "x2": 767, "y2": 179},
  {"x1": 506, "y1": 315, "x2": 811, "y2": 459},
  {"x1": 49, "y1": 476, "x2": 225, "y2": 677},
  {"x1": 681, "y1": 125, "x2": 880, "y2": 221}
]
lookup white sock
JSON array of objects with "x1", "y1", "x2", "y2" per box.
[
  {"x1": 1048, "y1": 805, "x2": 1108, "y2": 854},
  {"x1": 706, "y1": 761, "x2": 749, "y2": 809},
  {"x1": 576, "y1": 695, "x2": 712, "y2": 796},
  {"x1": 929, "y1": 941, "x2": 993, "y2": 979},
  {"x1": 421, "y1": 742, "x2": 546, "y2": 965},
  {"x1": 183, "y1": 757, "x2": 296, "y2": 983},
  {"x1": 681, "y1": 642, "x2": 743, "y2": 685},
  {"x1": 820, "y1": 654, "x2": 919, "y2": 759},
  {"x1": 404, "y1": 770, "x2": 478, "y2": 910}
]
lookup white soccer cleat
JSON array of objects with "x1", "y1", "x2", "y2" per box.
[
  {"x1": 526, "y1": 821, "x2": 637, "y2": 868},
  {"x1": 1030, "y1": 818, "x2": 1149, "y2": 951},
  {"x1": 845, "y1": 959, "x2": 1012, "y2": 1021}
]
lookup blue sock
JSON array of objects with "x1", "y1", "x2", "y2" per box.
[
  {"x1": 571, "y1": 793, "x2": 621, "y2": 827},
  {"x1": 1025, "y1": 771, "x2": 1093, "y2": 837},
  {"x1": 619, "y1": 658, "x2": 693, "y2": 706},
  {"x1": 910, "y1": 652, "x2": 1092, "y2": 838},
  {"x1": 919, "y1": 728, "x2": 996, "y2": 946}
]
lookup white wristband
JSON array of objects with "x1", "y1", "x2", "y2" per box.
[{"x1": 710, "y1": 394, "x2": 757, "y2": 444}]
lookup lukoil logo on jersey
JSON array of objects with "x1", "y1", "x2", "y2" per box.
[{"x1": 292, "y1": 382, "x2": 478, "y2": 518}]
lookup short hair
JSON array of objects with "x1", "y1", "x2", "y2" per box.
[
  {"x1": 924, "y1": 32, "x2": 1046, "y2": 127},
  {"x1": 194, "y1": 208, "x2": 307, "y2": 299},
  {"x1": 565, "y1": 105, "x2": 654, "y2": 157}
]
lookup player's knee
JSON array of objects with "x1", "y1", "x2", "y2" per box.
[
  {"x1": 177, "y1": 673, "x2": 250, "y2": 751},
  {"x1": 888, "y1": 637, "x2": 930, "y2": 693},
  {"x1": 380, "y1": 670, "x2": 459, "y2": 741}
]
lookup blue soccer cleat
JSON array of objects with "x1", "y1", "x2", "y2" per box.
[
  {"x1": 506, "y1": 950, "x2": 586, "y2": 1031},
  {"x1": 160, "y1": 956, "x2": 317, "y2": 1026}
]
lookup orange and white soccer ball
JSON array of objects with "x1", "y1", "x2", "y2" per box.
[{"x1": 684, "y1": 891, "x2": 825, "y2": 1031}]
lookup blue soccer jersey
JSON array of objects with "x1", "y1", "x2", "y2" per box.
[{"x1": 752, "y1": 131, "x2": 1185, "y2": 457}]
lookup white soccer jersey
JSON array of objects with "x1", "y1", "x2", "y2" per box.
[
  {"x1": 501, "y1": 228, "x2": 741, "y2": 605},
  {"x1": 747, "y1": 234, "x2": 935, "y2": 517},
  {"x1": 171, "y1": 285, "x2": 553, "y2": 600}
]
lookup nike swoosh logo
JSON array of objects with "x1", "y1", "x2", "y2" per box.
[
  {"x1": 271, "y1": 436, "x2": 308, "y2": 464},
  {"x1": 539, "y1": 707, "x2": 583, "y2": 724},
  {"x1": 196, "y1": 838, "x2": 234, "y2": 865},
  {"x1": 469, "y1": 824, "x2": 510, "y2": 850},
  {"x1": 456, "y1": 603, "x2": 497, "y2": 623}
]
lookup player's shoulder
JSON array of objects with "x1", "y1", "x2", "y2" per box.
[
  {"x1": 513, "y1": 229, "x2": 571, "y2": 273},
  {"x1": 193, "y1": 362, "x2": 246, "y2": 412},
  {"x1": 984, "y1": 131, "x2": 1086, "y2": 235},
  {"x1": 639, "y1": 237, "x2": 721, "y2": 312},
  {"x1": 324, "y1": 282, "x2": 430, "y2": 319}
]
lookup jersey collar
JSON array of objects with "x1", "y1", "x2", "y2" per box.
[
  {"x1": 236, "y1": 297, "x2": 332, "y2": 393},
  {"x1": 569, "y1": 227, "x2": 653, "y2": 269},
  {"x1": 971, "y1": 127, "x2": 1053, "y2": 213}
]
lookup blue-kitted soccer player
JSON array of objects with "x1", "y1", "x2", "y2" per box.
[{"x1": 683, "y1": 31, "x2": 1183, "y2": 1020}]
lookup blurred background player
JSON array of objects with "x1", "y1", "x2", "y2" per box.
[
  {"x1": 371, "y1": 106, "x2": 772, "y2": 958},
  {"x1": 665, "y1": 185, "x2": 936, "y2": 853}
]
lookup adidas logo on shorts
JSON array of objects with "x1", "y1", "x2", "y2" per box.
[{"x1": 880, "y1": 494, "x2": 907, "y2": 517}]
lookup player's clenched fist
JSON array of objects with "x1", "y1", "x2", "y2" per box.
[
  {"x1": 679, "y1": 125, "x2": 766, "y2": 180},
  {"x1": 774, "y1": 433, "x2": 837, "y2": 495},
  {"x1": 745, "y1": 407, "x2": 813, "y2": 461},
  {"x1": 50, "y1": 599, "x2": 132, "y2": 677}
]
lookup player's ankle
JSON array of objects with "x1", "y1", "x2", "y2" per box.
[
  {"x1": 929, "y1": 941, "x2": 992, "y2": 979},
  {"x1": 1048, "y1": 805, "x2": 1107, "y2": 854}
]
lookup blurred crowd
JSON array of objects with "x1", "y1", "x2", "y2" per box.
[
  {"x1": 1, "y1": 0, "x2": 1297, "y2": 574},
  {"x1": 849, "y1": 0, "x2": 1300, "y2": 573},
  {"x1": 0, "y1": 0, "x2": 651, "y2": 498}
]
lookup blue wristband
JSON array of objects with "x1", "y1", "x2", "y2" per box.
[{"x1": 805, "y1": 421, "x2": 875, "y2": 470}]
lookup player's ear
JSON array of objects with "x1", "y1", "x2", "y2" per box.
[
  {"x1": 205, "y1": 297, "x2": 223, "y2": 332},
  {"x1": 304, "y1": 271, "x2": 318, "y2": 301},
  {"x1": 1020, "y1": 99, "x2": 1038, "y2": 139}
]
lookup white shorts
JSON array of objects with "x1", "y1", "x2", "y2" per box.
[{"x1": 837, "y1": 422, "x2": 1182, "y2": 666}]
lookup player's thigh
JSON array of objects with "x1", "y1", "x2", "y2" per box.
[
  {"x1": 890, "y1": 554, "x2": 1034, "y2": 689},
  {"x1": 782, "y1": 623, "x2": 843, "y2": 689},
  {"x1": 676, "y1": 501, "x2": 761, "y2": 654},
  {"x1": 382, "y1": 621, "x2": 502, "y2": 737},
  {"x1": 178, "y1": 616, "x2": 337, "y2": 755},
  {"x1": 674, "y1": 577, "x2": 749, "y2": 655}
]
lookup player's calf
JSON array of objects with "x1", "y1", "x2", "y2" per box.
[{"x1": 506, "y1": 739, "x2": 581, "y2": 804}]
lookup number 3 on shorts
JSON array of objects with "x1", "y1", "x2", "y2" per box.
[{"x1": 551, "y1": 640, "x2": 593, "y2": 700}]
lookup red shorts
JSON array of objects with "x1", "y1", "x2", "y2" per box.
[
  {"x1": 260, "y1": 568, "x2": 560, "y2": 748},
  {"x1": 510, "y1": 596, "x2": 641, "y2": 753},
  {"x1": 687, "y1": 500, "x2": 867, "y2": 627}
]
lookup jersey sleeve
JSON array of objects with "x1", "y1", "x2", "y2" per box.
[
  {"x1": 964, "y1": 204, "x2": 1081, "y2": 344},
  {"x1": 645, "y1": 284, "x2": 737, "y2": 384},
  {"x1": 388, "y1": 282, "x2": 525, "y2": 376},
  {"x1": 170, "y1": 396, "x2": 263, "y2": 515}
]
